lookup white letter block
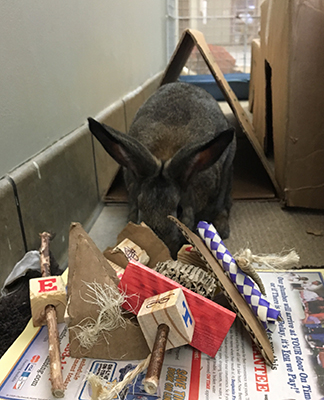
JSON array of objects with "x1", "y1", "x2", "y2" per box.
[
  {"x1": 29, "y1": 275, "x2": 67, "y2": 327},
  {"x1": 137, "y1": 288, "x2": 195, "y2": 351}
]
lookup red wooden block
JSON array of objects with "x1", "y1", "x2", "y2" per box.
[{"x1": 118, "y1": 260, "x2": 236, "y2": 358}]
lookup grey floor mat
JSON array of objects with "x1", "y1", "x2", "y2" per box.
[
  {"x1": 224, "y1": 200, "x2": 324, "y2": 267},
  {"x1": 89, "y1": 201, "x2": 324, "y2": 268}
]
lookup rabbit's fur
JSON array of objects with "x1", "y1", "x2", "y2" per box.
[{"x1": 88, "y1": 82, "x2": 236, "y2": 258}]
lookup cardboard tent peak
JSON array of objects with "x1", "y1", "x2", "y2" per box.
[{"x1": 67, "y1": 222, "x2": 150, "y2": 361}]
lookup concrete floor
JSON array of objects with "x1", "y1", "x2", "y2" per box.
[{"x1": 88, "y1": 204, "x2": 128, "y2": 252}]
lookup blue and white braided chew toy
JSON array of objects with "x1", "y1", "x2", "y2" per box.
[{"x1": 197, "y1": 221, "x2": 281, "y2": 333}]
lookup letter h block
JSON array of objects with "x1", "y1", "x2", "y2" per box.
[
  {"x1": 29, "y1": 276, "x2": 67, "y2": 327},
  {"x1": 137, "y1": 288, "x2": 195, "y2": 351}
]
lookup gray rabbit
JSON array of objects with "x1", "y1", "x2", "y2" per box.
[{"x1": 88, "y1": 82, "x2": 236, "y2": 258}]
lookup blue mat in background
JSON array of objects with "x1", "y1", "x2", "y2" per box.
[{"x1": 179, "y1": 73, "x2": 250, "y2": 101}]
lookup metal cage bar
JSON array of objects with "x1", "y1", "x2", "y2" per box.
[{"x1": 166, "y1": 0, "x2": 261, "y2": 74}]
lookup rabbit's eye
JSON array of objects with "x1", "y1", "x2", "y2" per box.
[{"x1": 177, "y1": 204, "x2": 183, "y2": 219}]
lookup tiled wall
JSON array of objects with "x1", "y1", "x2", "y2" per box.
[{"x1": 0, "y1": 73, "x2": 162, "y2": 287}]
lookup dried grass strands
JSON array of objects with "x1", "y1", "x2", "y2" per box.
[{"x1": 70, "y1": 281, "x2": 129, "y2": 350}]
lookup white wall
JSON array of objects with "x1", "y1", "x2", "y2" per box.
[{"x1": 0, "y1": 1, "x2": 167, "y2": 178}]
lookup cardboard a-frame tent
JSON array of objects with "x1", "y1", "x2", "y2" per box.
[
  {"x1": 159, "y1": 29, "x2": 280, "y2": 198},
  {"x1": 104, "y1": 29, "x2": 278, "y2": 204}
]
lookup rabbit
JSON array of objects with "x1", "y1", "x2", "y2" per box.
[{"x1": 88, "y1": 82, "x2": 236, "y2": 258}]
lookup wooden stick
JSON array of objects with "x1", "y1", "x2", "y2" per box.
[
  {"x1": 143, "y1": 324, "x2": 169, "y2": 394},
  {"x1": 39, "y1": 232, "x2": 64, "y2": 398}
]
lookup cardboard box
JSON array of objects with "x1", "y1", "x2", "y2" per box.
[{"x1": 251, "y1": 0, "x2": 324, "y2": 209}]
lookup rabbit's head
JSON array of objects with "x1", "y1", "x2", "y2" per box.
[{"x1": 88, "y1": 118, "x2": 234, "y2": 258}]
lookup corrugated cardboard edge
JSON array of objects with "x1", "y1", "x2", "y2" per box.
[
  {"x1": 248, "y1": 39, "x2": 258, "y2": 113},
  {"x1": 160, "y1": 28, "x2": 280, "y2": 198},
  {"x1": 249, "y1": 38, "x2": 266, "y2": 149},
  {"x1": 169, "y1": 216, "x2": 274, "y2": 365}
]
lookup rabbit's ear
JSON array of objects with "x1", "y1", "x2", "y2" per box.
[
  {"x1": 167, "y1": 127, "x2": 235, "y2": 186},
  {"x1": 88, "y1": 118, "x2": 159, "y2": 179}
]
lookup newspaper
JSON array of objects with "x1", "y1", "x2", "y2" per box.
[{"x1": 1, "y1": 270, "x2": 324, "y2": 400}]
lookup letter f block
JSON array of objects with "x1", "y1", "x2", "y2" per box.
[{"x1": 137, "y1": 288, "x2": 195, "y2": 351}]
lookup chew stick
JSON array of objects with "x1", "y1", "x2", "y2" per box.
[
  {"x1": 143, "y1": 324, "x2": 170, "y2": 394},
  {"x1": 39, "y1": 232, "x2": 64, "y2": 398}
]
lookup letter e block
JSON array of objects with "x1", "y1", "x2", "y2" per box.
[
  {"x1": 29, "y1": 276, "x2": 67, "y2": 327},
  {"x1": 137, "y1": 288, "x2": 195, "y2": 351}
]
